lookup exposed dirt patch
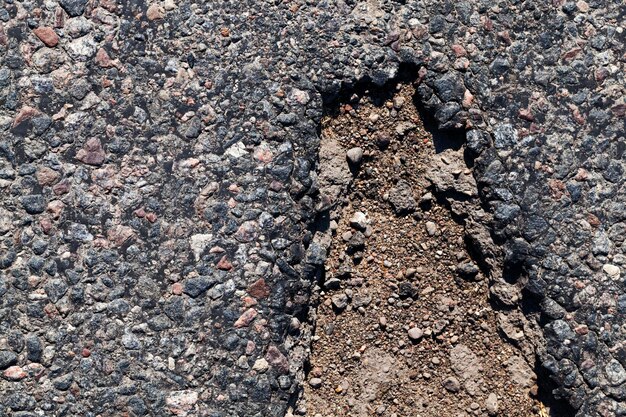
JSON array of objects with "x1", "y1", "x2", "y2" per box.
[{"x1": 300, "y1": 84, "x2": 547, "y2": 417}]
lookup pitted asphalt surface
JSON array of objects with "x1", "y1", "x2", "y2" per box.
[{"x1": 0, "y1": 0, "x2": 624, "y2": 416}]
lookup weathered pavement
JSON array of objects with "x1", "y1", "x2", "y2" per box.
[{"x1": 0, "y1": 0, "x2": 624, "y2": 416}]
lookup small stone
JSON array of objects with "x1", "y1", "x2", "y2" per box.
[
  {"x1": 388, "y1": 180, "x2": 416, "y2": 215},
  {"x1": 443, "y1": 376, "x2": 461, "y2": 393},
  {"x1": 606, "y1": 359, "x2": 626, "y2": 386},
  {"x1": 248, "y1": 278, "x2": 270, "y2": 299},
  {"x1": 3, "y1": 366, "x2": 27, "y2": 380},
  {"x1": 76, "y1": 138, "x2": 105, "y2": 166},
  {"x1": 408, "y1": 327, "x2": 424, "y2": 342},
  {"x1": 486, "y1": 393, "x2": 499, "y2": 415},
  {"x1": 216, "y1": 255, "x2": 233, "y2": 270},
  {"x1": 20, "y1": 195, "x2": 46, "y2": 214},
  {"x1": 456, "y1": 262, "x2": 480, "y2": 280},
  {"x1": 33, "y1": 27, "x2": 59, "y2": 47},
  {"x1": 332, "y1": 293, "x2": 349, "y2": 310},
  {"x1": 252, "y1": 358, "x2": 269, "y2": 373},
  {"x1": 166, "y1": 391, "x2": 198, "y2": 415},
  {"x1": 121, "y1": 333, "x2": 141, "y2": 350},
  {"x1": 350, "y1": 211, "x2": 368, "y2": 231},
  {"x1": 393, "y1": 96, "x2": 405, "y2": 109},
  {"x1": 425, "y1": 221, "x2": 437, "y2": 236},
  {"x1": 265, "y1": 345, "x2": 289, "y2": 374},
  {"x1": 53, "y1": 373, "x2": 74, "y2": 390},
  {"x1": 26, "y1": 335, "x2": 43, "y2": 363},
  {"x1": 603, "y1": 264, "x2": 620, "y2": 279},
  {"x1": 234, "y1": 308, "x2": 257, "y2": 328},
  {"x1": 346, "y1": 147, "x2": 363, "y2": 165},
  {"x1": 147, "y1": 4, "x2": 166, "y2": 20},
  {"x1": 0, "y1": 350, "x2": 17, "y2": 369},
  {"x1": 59, "y1": 0, "x2": 88, "y2": 17},
  {"x1": 183, "y1": 276, "x2": 217, "y2": 298},
  {"x1": 309, "y1": 377, "x2": 323, "y2": 388},
  {"x1": 36, "y1": 167, "x2": 61, "y2": 186}
]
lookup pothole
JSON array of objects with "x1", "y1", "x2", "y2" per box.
[{"x1": 296, "y1": 81, "x2": 555, "y2": 416}]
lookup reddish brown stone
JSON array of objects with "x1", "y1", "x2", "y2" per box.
[
  {"x1": 107, "y1": 225, "x2": 135, "y2": 246},
  {"x1": 587, "y1": 213, "x2": 601, "y2": 228},
  {"x1": 13, "y1": 106, "x2": 40, "y2": 128},
  {"x1": 243, "y1": 296, "x2": 258, "y2": 307},
  {"x1": 518, "y1": 108, "x2": 534, "y2": 122},
  {"x1": 37, "y1": 167, "x2": 60, "y2": 186},
  {"x1": 33, "y1": 26, "x2": 59, "y2": 47},
  {"x1": 145, "y1": 212, "x2": 158, "y2": 223},
  {"x1": 95, "y1": 48, "x2": 113, "y2": 67},
  {"x1": 548, "y1": 178, "x2": 568, "y2": 200},
  {"x1": 216, "y1": 255, "x2": 233, "y2": 271},
  {"x1": 248, "y1": 278, "x2": 270, "y2": 299},
  {"x1": 265, "y1": 345, "x2": 289, "y2": 374},
  {"x1": 561, "y1": 47, "x2": 582, "y2": 62},
  {"x1": 595, "y1": 67, "x2": 609, "y2": 84},
  {"x1": 234, "y1": 308, "x2": 257, "y2": 328},
  {"x1": 611, "y1": 104, "x2": 626, "y2": 118},
  {"x1": 53, "y1": 180, "x2": 70, "y2": 195},
  {"x1": 76, "y1": 138, "x2": 106, "y2": 166}
]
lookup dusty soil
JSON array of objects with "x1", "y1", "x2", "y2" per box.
[{"x1": 301, "y1": 84, "x2": 546, "y2": 417}]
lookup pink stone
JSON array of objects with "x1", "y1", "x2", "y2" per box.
[
  {"x1": 76, "y1": 138, "x2": 106, "y2": 166},
  {"x1": 95, "y1": 48, "x2": 113, "y2": 67},
  {"x1": 33, "y1": 27, "x2": 59, "y2": 47},
  {"x1": 172, "y1": 283, "x2": 183, "y2": 295},
  {"x1": 234, "y1": 308, "x2": 257, "y2": 328},
  {"x1": 265, "y1": 345, "x2": 289, "y2": 374},
  {"x1": 3, "y1": 366, "x2": 27, "y2": 380},
  {"x1": 216, "y1": 255, "x2": 233, "y2": 271},
  {"x1": 107, "y1": 225, "x2": 135, "y2": 246},
  {"x1": 37, "y1": 167, "x2": 61, "y2": 186}
]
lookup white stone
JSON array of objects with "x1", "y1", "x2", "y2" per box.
[
  {"x1": 190, "y1": 234, "x2": 212, "y2": 261},
  {"x1": 349, "y1": 211, "x2": 368, "y2": 230},
  {"x1": 603, "y1": 264, "x2": 621, "y2": 279},
  {"x1": 166, "y1": 390, "x2": 198, "y2": 415},
  {"x1": 225, "y1": 141, "x2": 247, "y2": 158},
  {"x1": 252, "y1": 358, "x2": 269, "y2": 373}
]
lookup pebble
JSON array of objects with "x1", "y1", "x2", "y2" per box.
[
  {"x1": 0, "y1": 350, "x2": 17, "y2": 369},
  {"x1": 346, "y1": 147, "x2": 364, "y2": 165},
  {"x1": 3, "y1": 365, "x2": 27, "y2": 380},
  {"x1": 388, "y1": 180, "x2": 416, "y2": 215},
  {"x1": 332, "y1": 293, "x2": 349, "y2": 310},
  {"x1": 75, "y1": 138, "x2": 106, "y2": 166},
  {"x1": 252, "y1": 358, "x2": 269, "y2": 373},
  {"x1": 425, "y1": 221, "x2": 438, "y2": 236},
  {"x1": 443, "y1": 376, "x2": 461, "y2": 393},
  {"x1": 33, "y1": 27, "x2": 59, "y2": 47},
  {"x1": 603, "y1": 264, "x2": 620, "y2": 279},
  {"x1": 408, "y1": 327, "x2": 424, "y2": 341},
  {"x1": 350, "y1": 211, "x2": 368, "y2": 231},
  {"x1": 485, "y1": 393, "x2": 499, "y2": 415},
  {"x1": 309, "y1": 377, "x2": 323, "y2": 388}
]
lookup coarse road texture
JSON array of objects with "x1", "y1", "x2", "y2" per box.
[{"x1": 0, "y1": 1, "x2": 624, "y2": 416}]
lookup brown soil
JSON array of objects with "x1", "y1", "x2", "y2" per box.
[{"x1": 301, "y1": 84, "x2": 546, "y2": 417}]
